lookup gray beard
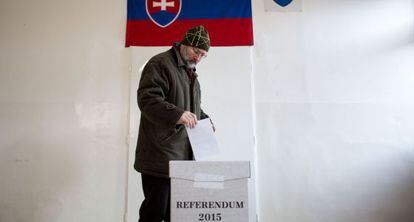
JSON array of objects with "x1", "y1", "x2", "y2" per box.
[
  {"x1": 180, "y1": 46, "x2": 197, "y2": 69},
  {"x1": 186, "y1": 62, "x2": 196, "y2": 69}
]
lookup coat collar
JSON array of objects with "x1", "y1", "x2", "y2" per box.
[{"x1": 173, "y1": 43, "x2": 186, "y2": 68}]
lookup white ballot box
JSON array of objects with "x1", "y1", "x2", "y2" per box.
[{"x1": 169, "y1": 161, "x2": 250, "y2": 222}]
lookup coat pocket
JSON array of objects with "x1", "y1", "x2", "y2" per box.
[{"x1": 159, "y1": 125, "x2": 184, "y2": 145}]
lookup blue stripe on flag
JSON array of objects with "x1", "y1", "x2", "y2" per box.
[{"x1": 128, "y1": 0, "x2": 252, "y2": 20}]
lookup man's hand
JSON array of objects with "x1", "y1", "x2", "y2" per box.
[{"x1": 177, "y1": 111, "x2": 197, "y2": 128}]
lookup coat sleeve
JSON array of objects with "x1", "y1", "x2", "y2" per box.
[
  {"x1": 200, "y1": 109, "x2": 209, "y2": 120},
  {"x1": 137, "y1": 60, "x2": 184, "y2": 128}
]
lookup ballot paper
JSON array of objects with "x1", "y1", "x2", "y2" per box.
[{"x1": 185, "y1": 118, "x2": 220, "y2": 160}]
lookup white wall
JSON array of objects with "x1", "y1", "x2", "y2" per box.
[
  {"x1": 0, "y1": 0, "x2": 130, "y2": 221},
  {"x1": 253, "y1": 0, "x2": 414, "y2": 222}
]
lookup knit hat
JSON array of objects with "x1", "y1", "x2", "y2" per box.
[{"x1": 180, "y1": 25, "x2": 210, "y2": 52}]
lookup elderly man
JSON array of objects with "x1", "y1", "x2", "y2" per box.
[{"x1": 135, "y1": 25, "x2": 212, "y2": 222}]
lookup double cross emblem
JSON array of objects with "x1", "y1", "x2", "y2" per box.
[{"x1": 152, "y1": 0, "x2": 175, "y2": 11}]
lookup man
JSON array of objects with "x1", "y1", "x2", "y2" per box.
[{"x1": 135, "y1": 25, "x2": 212, "y2": 222}]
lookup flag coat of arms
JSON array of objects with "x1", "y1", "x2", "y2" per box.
[
  {"x1": 126, "y1": 0, "x2": 254, "y2": 47},
  {"x1": 264, "y1": 0, "x2": 303, "y2": 12}
]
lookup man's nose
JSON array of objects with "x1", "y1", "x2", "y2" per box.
[{"x1": 193, "y1": 55, "x2": 202, "y2": 62}]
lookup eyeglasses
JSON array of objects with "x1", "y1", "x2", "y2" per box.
[{"x1": 190, "y1": 47, "x2": 208, "y2": 59}]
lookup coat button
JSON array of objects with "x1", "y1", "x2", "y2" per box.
[{"x1": 166, "y1": 104, "x2": 174, "y2": 110}]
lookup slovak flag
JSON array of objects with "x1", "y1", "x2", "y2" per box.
[{"x1": 125, "y1": 0, "x2": 254, "y2": 47}]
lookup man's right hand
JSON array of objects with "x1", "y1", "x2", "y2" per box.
[{"x1": 177, "y1": 111, "x2": 197, "y2": 128}]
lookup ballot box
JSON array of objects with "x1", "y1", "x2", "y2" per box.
[{"x1": 169, "y1": 161, "x2": 250, "y2": 222}]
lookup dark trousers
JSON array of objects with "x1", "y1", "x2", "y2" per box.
[{"x1": 139, "y1": 174, "x2": 171, "y2": 222}]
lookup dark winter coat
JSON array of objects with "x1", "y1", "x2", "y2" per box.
[{"x1": 134, "y1": 44, "x2": 209, "y2": 178}]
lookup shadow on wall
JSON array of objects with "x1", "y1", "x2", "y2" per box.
[
  {"x1": 257, "y1": 103, "x2": 414, "y2": 222},
  {"x1": 344, "y1": 145, "x2": 414, "y2": 222},
  {"x1": 411, "y1": 5, "x2": 414, "y2": 44},
  {"x1": 321, "y1": 143, "x2": 414, "y2": 222}
]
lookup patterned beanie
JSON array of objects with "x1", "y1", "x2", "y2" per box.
[{"x1": 180, "y1": 25, "x2": 210, "y2": 52}]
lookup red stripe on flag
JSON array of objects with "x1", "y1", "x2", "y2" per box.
[{"x1": 125, "y1": 18, "x2": 253, "y2": 47}]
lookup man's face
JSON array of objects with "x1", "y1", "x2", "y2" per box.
[{"x1": 180, "y1": 45, "x2": 208, "y2": 68}]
